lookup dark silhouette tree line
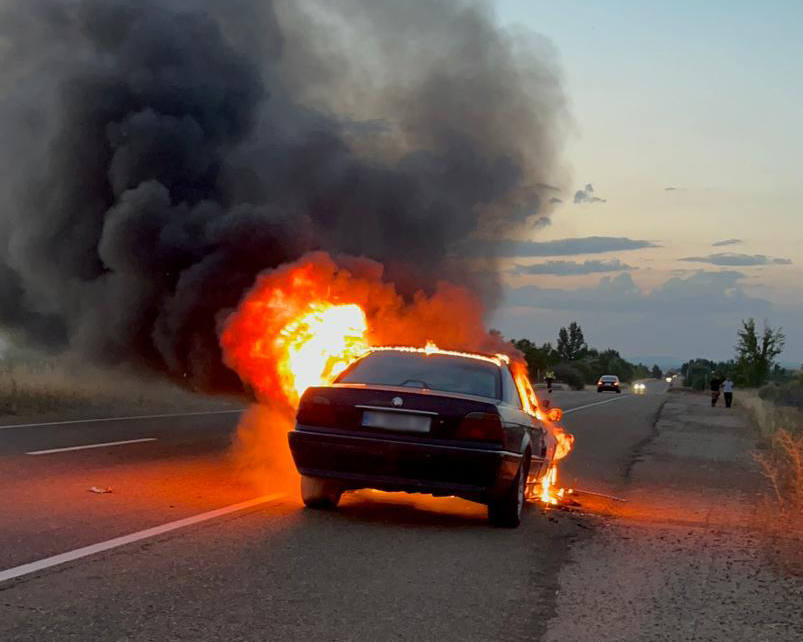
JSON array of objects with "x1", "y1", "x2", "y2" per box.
[{"x1": 511, "y1": 322, "x2": 655, "y2": 390}]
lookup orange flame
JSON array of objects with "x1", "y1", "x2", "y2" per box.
[
  {"x1": 221, "y1": 252, "x2": 503, "y2": 410},
  {"x1": 220, "y1": 251, "x2": 576, "y2": 509},
  {"x1": 367, "y1": 343, "x2": 507, "y2": 366},
  {"x1": 277, "y1": 303, "x2": 368, "y2": 402},
  {"x1": 540, "y1": 465, "x2": 558, "y2": 505},
  {"x1": 511, "y1": 362, "x2": 575, "y2": 506},
  {"x1": 511, "y1": 361, "x2": 575, "y2": 462}
]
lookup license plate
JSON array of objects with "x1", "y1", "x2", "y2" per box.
[{"x1": 361, "y1": 410, "x2": 431, "y2": 433}]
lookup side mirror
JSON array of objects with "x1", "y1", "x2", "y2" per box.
[{"x1": 547, "y1": 407, "x2": 562, "y2": 422}]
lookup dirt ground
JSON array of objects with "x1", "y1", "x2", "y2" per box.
[{"x1": 543, "y1": 392, "x2": 803, "y2": 642}]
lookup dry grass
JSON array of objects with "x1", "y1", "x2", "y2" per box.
[
  {"x1": 741, "y1": 391, "x2": 803, "y2": 575},
  {"x1": 753, "y1": 429, "x2": 803, "y2": 510},
  {"x1": 0, "y1": 360, "x2": 242, "y2": 421}
]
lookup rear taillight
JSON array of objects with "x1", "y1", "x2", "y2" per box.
[
  {"x1": 296, "y1": 391, "x2": 336, "y2": 426},
  {"x1": 455, "y1": 412, "x2": 504, "y2": 443}
]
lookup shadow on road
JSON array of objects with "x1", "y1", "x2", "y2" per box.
[{"x1": 308, "y1": 490, "x2": 491, "y2": 529}]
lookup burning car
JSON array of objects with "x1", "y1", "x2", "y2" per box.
[{"x1": 288, "y1": 346, "x2": 561, "y2": 527}]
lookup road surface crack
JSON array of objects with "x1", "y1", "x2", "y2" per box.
[{"x1": 623, "y1": 398, "x2": 667, "y2": 480}]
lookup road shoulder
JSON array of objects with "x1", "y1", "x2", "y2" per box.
[{"x1": 543, "y1": 391, "x2": 803, "y2": 642}]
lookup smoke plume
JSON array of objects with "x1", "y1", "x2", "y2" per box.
[{"x1": 0, "y1": 0, "x2": 567, "y2": 392}]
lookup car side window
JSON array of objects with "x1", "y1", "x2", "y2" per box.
[{"x1": 501, "y1": 366, "x2": 523, "y2": 409}]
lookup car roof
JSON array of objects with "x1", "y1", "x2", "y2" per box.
[{"x1": 364, "y1": 346, "x2": 507, "y2": 369}]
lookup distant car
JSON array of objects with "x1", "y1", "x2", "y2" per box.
[
  {"x1": 597, "y1": 375, "x2": 621, "y2": 393},
  {"x1": 633, "y1": 382, "x2": 646, "y2": 394},
  {"x1": 288, "y1": 348, "x2": 558, "y2": 527}
]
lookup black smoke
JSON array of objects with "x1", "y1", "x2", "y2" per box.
[{"x1": 0, "y1": 0, "x2": 567, "y2": 391}]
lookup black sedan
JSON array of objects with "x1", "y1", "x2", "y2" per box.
[
  {"x1": 288, "y1": 348, "x2": 556, "y2": 527},
  {"x1": 597, "y1": 374, "x2": 621, "y2": 393}
]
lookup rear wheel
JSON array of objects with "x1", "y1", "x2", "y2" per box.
[
  {"x1": 488, "y1": 454, "x2": 530, "y2": 528},
  {"x1": 300, "y1": 475, "x2": 343, "y2": 509}
]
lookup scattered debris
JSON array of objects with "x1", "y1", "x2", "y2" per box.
[
  {"x1": 88, "y1": 486, "x2": 112, "y2": 494},
  {"x1": 570, "y1": 488, "x2": 628, "y2": 502}
]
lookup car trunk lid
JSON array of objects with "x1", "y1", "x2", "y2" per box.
[{"x1": 297, "y1": 384, "x2": 502, "y2": 443}]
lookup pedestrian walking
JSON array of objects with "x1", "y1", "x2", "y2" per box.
[
  {"x1": 722, "y1": 377, "x2": 734, "y2": 408},
  {"x1": 545, "y1": 369, "x2": 555, "y2": 394},
  {"x1": 710, "y1": 374, "x2": 721, "y2": 407}
]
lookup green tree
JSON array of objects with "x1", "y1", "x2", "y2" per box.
[
  {"x1": 511, "y1": 338, "x2": 558, "y2": 379},
  {"x1": 594, "y1": 348, "x2": 634, "y2": 382},
  {"x1": 735, "y1": 318, "x2": 785, "y2": 387},
  {"x1": 556, "y1": 322, "x2": 587, "y2": 361},
  {"x1": 651, "y1": 364, "x2": 663, "y2": 379}
]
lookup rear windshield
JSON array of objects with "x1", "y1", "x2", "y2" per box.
[
  {"x1": 336, "y1": 352, "x2": 501, "y2": 399},
  {"x1": 601, "y1": 376, "x2": 618, "y2": 381}
]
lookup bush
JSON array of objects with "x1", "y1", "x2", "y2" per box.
[
  {"x1": 554, "y1": 363, "x2": 585, "y2": 390},
  {"x1": 759, "y1": 384, "x2": 781, "y2": 403},
  {"x1": 760, "y1": 382, "x2": 803, "y2": 410}
]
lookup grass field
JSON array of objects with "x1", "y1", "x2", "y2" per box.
[{"x1": 0, "y1": 359, "x2": 242, "y2": 423}]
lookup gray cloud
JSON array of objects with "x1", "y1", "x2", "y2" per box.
[
  {"x1": 493, "y1": 269, "x2": 800, "y2": 362},
  {"x1": 574, "y1": 183, "x2": 606, "y2": 204},
  {"x1": 505, "y1": 270, "x2": 759, "y2": 315},
  {"x1": 711, "y1": 238, "x2": 743, "y2": 247},
  {"x1": 680, "y1": 253, "x2": 792, "y2": 266},
  {"x1": 513, "y1": 259, "x2": 634, "y2": 276},
  {"x1": 664, "y1": 186, "x2": 676, "y2": 191},
  {"x1": 468, "y1": 236, "x2": 659, "y2": 258}
]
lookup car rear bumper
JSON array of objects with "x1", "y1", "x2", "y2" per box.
[
  {"x1": 597, "y1": 385, "x2": 620, "y2": 392},
  {"x1": 288, "y1": 426, "x2": 524, "y2": 502}
]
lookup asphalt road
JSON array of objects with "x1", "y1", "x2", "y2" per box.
[{"x1": 0, "y1": 381, "x2": 668, "y2": 641}]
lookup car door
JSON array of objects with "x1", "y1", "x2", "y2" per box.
[{"x1": 497, "y1": 365, "x2": 544, "y2": 460}]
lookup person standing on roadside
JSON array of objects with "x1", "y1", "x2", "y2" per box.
[
  {"x1": 545, "y1": 369, "x2": 555, "y2": 394},
  {"x1": 722, "y1": 377, "x2": 734, "y2": 408},
  {"x1": 710, "y1": 374, "x2": 722, "y2": 407}
]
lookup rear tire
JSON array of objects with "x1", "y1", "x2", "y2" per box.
[
  {"x1": 300, "y1": 475, "x2": 343, "y2": 509},
  {"x1": 488, "y1": 454, "x2": 530, "y2": 528}
]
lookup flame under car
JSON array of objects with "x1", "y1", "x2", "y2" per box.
[{"x1": 288, "y1": 349, "x2": 557, "y2": 527}]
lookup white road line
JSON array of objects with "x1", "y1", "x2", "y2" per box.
[
  {"x1": 562, "y1": 395, "x2": 630, "y2": 414},
  {"x1": 0, "y1": 408, "x2": 245, "y2": 431},
  {"x1": 26, "y1": 437, "x2": 158, "y2": 456},
  {"x1": 0, "y1": 493, "x2": 285, "y2": 584}
]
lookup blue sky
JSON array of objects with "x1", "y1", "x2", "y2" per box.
[{"x1": 489, "y1": 0, "x2": 803, "y2": 364}]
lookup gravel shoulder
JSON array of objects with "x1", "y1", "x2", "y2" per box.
[{"x1": 543, "y1": 391, "x2": 803, "y2": 642}]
